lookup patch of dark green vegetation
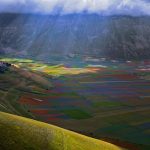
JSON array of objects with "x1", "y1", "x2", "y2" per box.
[
  {"x1": 98, "y1": 124, "x2": 150, "y2": 146},
  {"x1": 62, "y1": 109, "x2": 92, "y2": 119},
  {"x1": 92, "y1": 101, "x2": 123, "y2": 107}
]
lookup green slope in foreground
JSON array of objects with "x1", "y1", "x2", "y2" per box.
[{"x1": 0, "y1": 112, "x2": 126, "y2": 150}]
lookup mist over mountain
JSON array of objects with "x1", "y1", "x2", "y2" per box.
[
  {"x1": 1, "y1": 0, "x2": 150, "y2": 16},
  {"x1": 0, "y1": 13, "x2": 150, "y2": 60}
]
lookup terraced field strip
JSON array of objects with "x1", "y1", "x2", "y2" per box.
[
  {"x1": 80, "y1": 80, "x2": 149, "y2": 84},
  {"x1": 140, "y1": 96, "x2": 150, "y2": 98},
  {"x1": 94, "y1": 106, "x2": 150, "y2": 118}
]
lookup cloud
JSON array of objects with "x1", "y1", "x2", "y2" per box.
[{"x1": 0, "y1": 0, "x2": 150, "y2": 15}]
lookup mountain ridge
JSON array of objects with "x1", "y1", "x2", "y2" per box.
[{"x1": 0, "y1": 13, "x2": 150, "y2": 60}]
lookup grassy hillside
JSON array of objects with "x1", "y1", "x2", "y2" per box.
[
  {"x1": 0, "y1": 58, "x2": 53, "y2": 118},
  {"x1": 0, "y1": 111, "x2": 126, "y2": 150}
]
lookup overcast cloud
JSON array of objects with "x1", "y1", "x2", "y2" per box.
[{"x1": 0, "y1": 0, "x2": 150, "y2": 15}]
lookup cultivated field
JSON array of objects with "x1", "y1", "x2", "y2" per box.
[{"x1": 0, "y1": 57, "x2": 150, "y2": 150}]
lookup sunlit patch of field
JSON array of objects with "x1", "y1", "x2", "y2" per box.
[
  {"x1": 0, "y1": 58, "x2": 34, "y2": 63},
  {"x1": 33, "y1": 64, "x2": 102, "y2": 77},
  {"x1": 0, "y1": 58, "x2": 102, "y2": 77}
]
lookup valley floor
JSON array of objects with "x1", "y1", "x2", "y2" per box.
[{"x1": 0, "y1": 57, "x2": 150, "y2": 150}]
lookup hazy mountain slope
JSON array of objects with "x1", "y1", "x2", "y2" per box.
[{"x1": 0, "y1": 13, "x2": 150, "y2": 60}]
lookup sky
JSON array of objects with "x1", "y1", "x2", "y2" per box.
[{"x1": 0, "y1": 0, "x2": 150, "y2": 15}]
